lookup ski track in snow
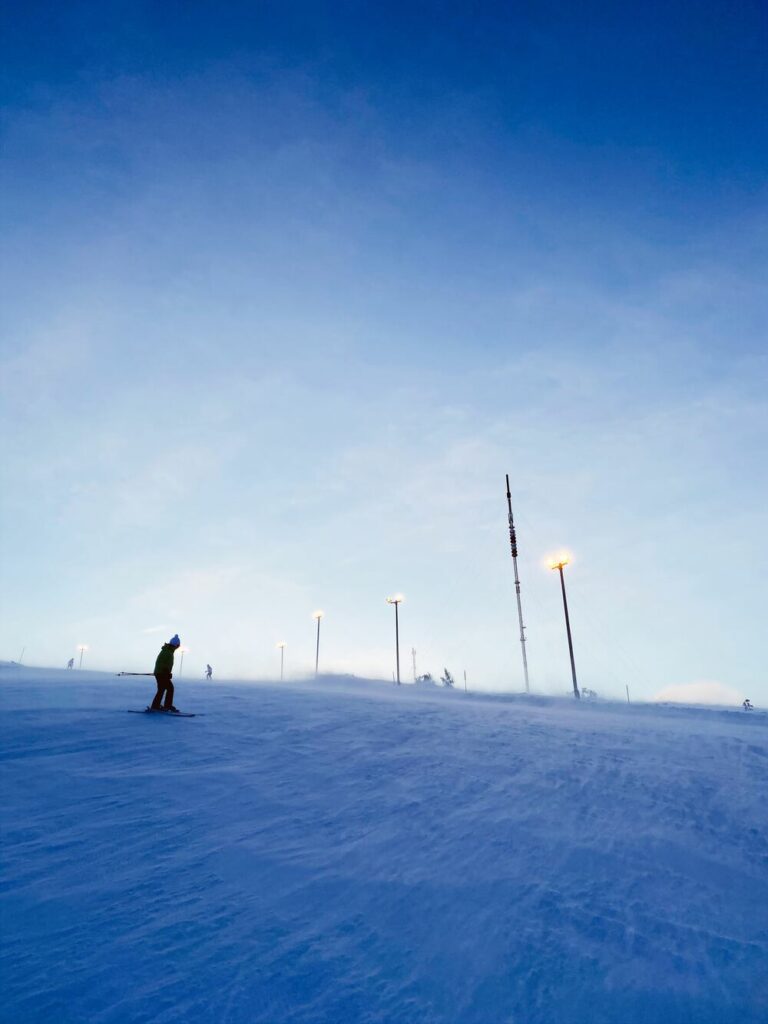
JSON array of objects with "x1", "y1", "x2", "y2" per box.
[{"x1": 1, "y1": 667, "x2": 767, "y2": 1024}]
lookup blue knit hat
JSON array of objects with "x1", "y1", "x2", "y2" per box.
[{"x1": 168, "y1": 634, "x2": 181, "y2": 647}]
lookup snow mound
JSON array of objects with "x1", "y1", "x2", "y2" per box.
[
  {"x1": 653, "y1": 680, "x2": 745, "y2": 706},
  {"x1": 1, "y1": 667, "x2": 766, "y2": 1023}
]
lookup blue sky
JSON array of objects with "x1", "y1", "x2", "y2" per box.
[{"x1": 1, "y1": 1, "x2": 766, "y2": 698}]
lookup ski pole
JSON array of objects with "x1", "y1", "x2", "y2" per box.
[{"x1": 116, "y1": 672, "x2": 155, "y2": 676}]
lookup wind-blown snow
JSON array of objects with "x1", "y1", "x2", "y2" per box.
[{"x1": 1, "y1": 666, "x2": 766, "y2": 1023}]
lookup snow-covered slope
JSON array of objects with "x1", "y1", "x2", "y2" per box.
[{"x1": 1, "y1": 667, "x2": 766, "y2": 1023}]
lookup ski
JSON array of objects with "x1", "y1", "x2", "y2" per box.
[
  {"x1": 117, "y1": 672, "x2": 155, "y2": 676},
  {"x1": 127, "y1": 708, "x2": 198, "y2": 717}
]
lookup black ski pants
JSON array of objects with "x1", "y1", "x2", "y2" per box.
[{"x1": 151, "y1": 671, "x2": 174, "y2": 710}]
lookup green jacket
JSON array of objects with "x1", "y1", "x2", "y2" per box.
[{"x1": 154, "y1": 644, "x2": 176, "y2": 675}]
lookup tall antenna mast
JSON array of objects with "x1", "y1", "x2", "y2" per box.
[{"x1": 505, "y1": 474, "x2": 530, "y2": 692}]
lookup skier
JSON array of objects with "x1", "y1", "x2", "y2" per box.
[
  {"x1": 66, "y1": 657, "x2": 74, "y2": 669},
  {"x1": 743, "y1": 698, "x2": 754, "y2": 711},
  {"x1": 149, "y1": 634, "x2": 181, "y2": 712},
  {"x1": 205, "y1": 664, "x2": 213, "y2": 680}
]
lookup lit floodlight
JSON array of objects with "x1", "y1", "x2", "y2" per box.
[
  {"x1": 386, "y1": 594, "x2": 404, "y2": 605},
  {"x1": 312, "y1": 610, "x2": 324, "y2": 620},
  {"x1": 547, "y1": 551, "x2": 572, "y2": 571}
]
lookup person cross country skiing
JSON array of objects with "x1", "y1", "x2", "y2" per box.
[
  {"x1": 150, "y1": 634, "x2": 181, "y2": 712},
  {"x1": 205, "y1": 664, "x2": 213, "y2": 680}
]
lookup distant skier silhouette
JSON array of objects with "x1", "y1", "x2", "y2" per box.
[
  {"x1": 66, "y1": 658, "x2": 74, "y2": 670},
  {"x1": 205, "y1": 664, "x2": 213, "y2": 680},
  {"x1": 743, "y1": 698, "x2": 754, "y2": 711},
  {"x1": 150, "y1": 635, "x2": 181, "y2": 712}
]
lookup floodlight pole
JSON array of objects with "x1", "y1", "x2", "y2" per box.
[
  {"x1": 78, "y1": 645, "x2": 87, "y2": 669},
  {"x1": 553, "y1": 562, "x2": 580, "y2": 699},
  {"x1": 394, "y1": 602, "x2": 400, "y2": 684},
  {"x1": 313, "y1": 613, "x2": 323, "y2": 677},
  {"x1": 387, "y1": 597, "x2": 403, "y2": 685},
  {"x1": 505, "y1": 475, "x2": 530, "y2": 692},
  {"x1": 277, "y1": 643, "x2": 286, "y2": 681}
]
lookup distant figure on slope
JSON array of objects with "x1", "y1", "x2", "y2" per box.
[
  {"x1": 205, "y1": 664, "x2": 213, "y2": 680},
  {"x1": 743, "y1": 698, "x2": 753, "y2": 711},
  {"x1": 66, "y1": 658, "x2": 74, "y2": 670},
  {"x1": 150, "y1": 634, "x2": 181, "y2": 712}
]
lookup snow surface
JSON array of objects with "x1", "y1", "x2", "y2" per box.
[{"x1": 1, "y1": 666, "x2": 767, "y2": 1024}]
